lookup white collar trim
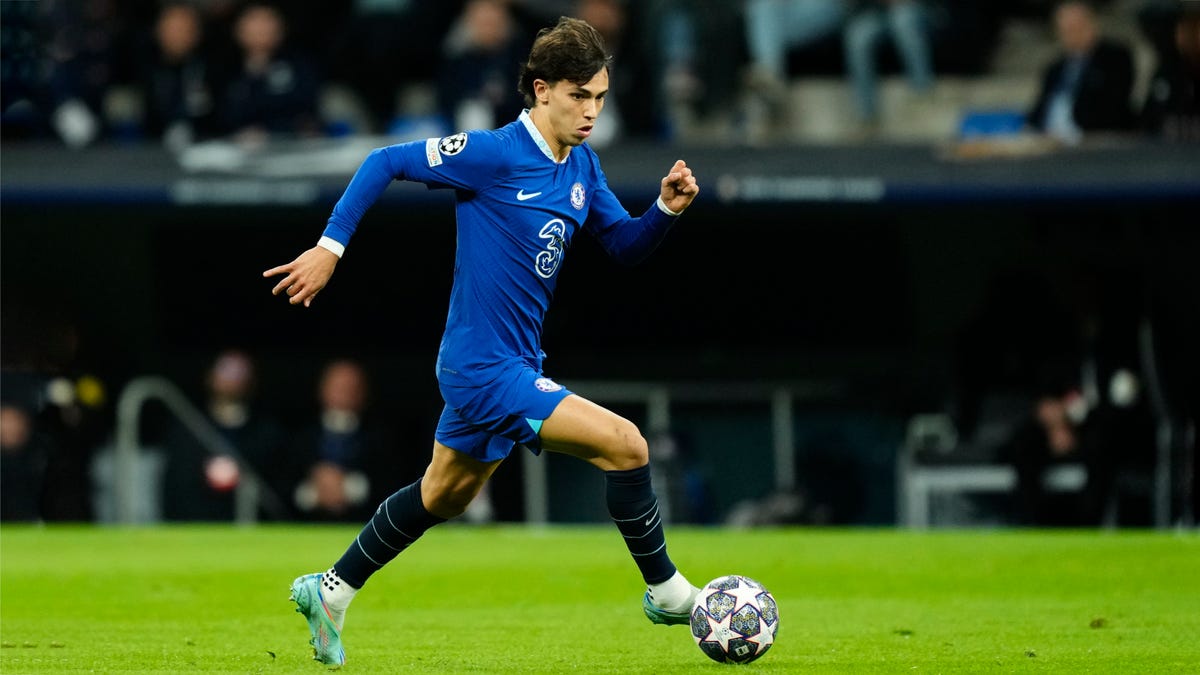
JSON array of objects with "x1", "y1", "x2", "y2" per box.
[{"x1": 519, "y1": 109, "x2": 567, "y2": 164}]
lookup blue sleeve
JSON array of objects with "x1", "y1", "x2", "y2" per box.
[
  {"x1": 322, "y1": 131, "x2": 503, "y2": 247},
  {"x1": 584, "y1": 174, "x2": 679, "y2": 266}
]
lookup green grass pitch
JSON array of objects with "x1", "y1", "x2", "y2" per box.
[{"x1": 1, "y1": 525, "x2": 1197, "y2": 673}]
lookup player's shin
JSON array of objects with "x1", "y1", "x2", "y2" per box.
[
  {"x1": 606, "y1": 464, "x2": 694, "y2": 611},
  {"x1": 331, "y1": 478, "x2": 446, "y2": 593}
]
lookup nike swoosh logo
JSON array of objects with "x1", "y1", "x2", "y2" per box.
[
  {"x1": 516, "y1": 189, "x2": 542, "y2": 201},
  {"x1": 645, "y1": 517, "x2": 655, "y2": 526}
]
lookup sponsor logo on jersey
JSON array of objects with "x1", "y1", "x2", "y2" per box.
[
  {"x1": 425, "y1": 137, "x2": 442, "y2": 167},
  {"x1": 534, "y1": 377, "x2": 563, "y2": 393},
  {"x1": 438, "y1": 133, "x2": 468, "y2": 156},
  {"x1": 570, "y1": 182, "x2": 585, "y2": 210},
  {"x1": 535, "y1": 219, "x2": 567, "y2": 279}
]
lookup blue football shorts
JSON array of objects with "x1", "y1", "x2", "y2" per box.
[{"x1": 435, "y1": 363, "x2": 573, "y2": 463}]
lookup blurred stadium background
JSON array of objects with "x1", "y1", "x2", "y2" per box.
[{"x1": 2, "y1": 0, "x2": 1197, "y2": 531}]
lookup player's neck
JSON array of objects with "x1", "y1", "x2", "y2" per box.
[{"x1": 528, "y1": 108, "x2": 571, "y2": 162}]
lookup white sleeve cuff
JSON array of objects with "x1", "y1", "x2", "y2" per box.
[
  {"x1": 656, "y1": 196, "x2": 682, "y2": 217},
  {"x1": 317, "y1": 236, "x2": 345, "y2": 258}
]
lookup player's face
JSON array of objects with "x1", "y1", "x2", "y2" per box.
[{"x1": 534, "y1": 68, "x2": 608, "y2": 157}]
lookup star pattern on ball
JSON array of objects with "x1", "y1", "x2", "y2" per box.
[
  {"x1": 702, "y1": 608, "x2": 736, "y2": 653},
  {"x1": 692, "y1": 576, "x2": 778, "y2": 665},
  {"x1": 727, "y1": 579, "x2": 767, "y2": 613},
  {"x1": 745, "y1": 617, "x2": 775, "y2": 652}
]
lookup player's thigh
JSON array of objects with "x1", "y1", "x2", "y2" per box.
[
  {"x1": 539, "y1": 394, "x2": 648, "y2": 472},
  {"x1": 421, "y1": 441, "x2": 503, "y2": 517}
]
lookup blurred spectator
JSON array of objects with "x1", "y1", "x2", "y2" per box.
[
  {"x1": 177, "y1": 0, "x2": 242, "y2": 64},
  {"x1": 327, "y1": 0, "x2": 465, "y2": 132},
  {"x1": 41, "y1": 0, "x2": 132, "y2": 148},
  {"x1": 954, "y1": 269, "x2": 1156, "y2": 526},
  {"x1": 217, "y1": 2, "x2": 320, "y2": 142},
  {"x1": 1, "y1": 401, "x2": 49, "y2": 522},
  {"x1": 742, "y1": 0, "x2": 849, "y2": 135},
  {"x1": 628, "y1": 0, "x2": 744, "y2": 139},
  {"x1": 161, "y1": 349, "x2": 286, "y2": 521},
  {"x1": 1027, "y1": 0, "x2": 1134, "y2": 144},
  {"x1": 285, "y1": 359, "x2": 407, "y2": 522},
  {"x1": 843, "y1": 0, "x2": 935, "y2": 128},
  {"x1": 1, "y1": 295, "x2": 111, "y2": 522},
  {"x1": 438, "y1": 0, "x2": 527, "y2": 132},
  {"x1": 1, "y1": 2, "x2": 46, "y2": 140},
  {"x1": 1140, "y1": 4, "x2": 1200, "y2": 141},
  {"x1": 1009, "y1": 381, "x2": 1154, "y2": 526},
  {"x1": 33, "y1": 370, "x2": 110, "y2": 522},
  {"x1": 1007, "y1": 292, "x2": 1157, "y2": 527},
  {"x1": 744, "y1": 0, "x2": 848, "y2": 88},
  {"x1": 138, "y1": 3, "x2": 219, "y2": 150}
]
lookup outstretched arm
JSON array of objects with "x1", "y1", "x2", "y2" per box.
[
  {"x1": 261, "y1": 146, "x2": 397, "y2": 307},
  {"x1": 263, "y1": 130, "x2": 502, "y2": 307}
]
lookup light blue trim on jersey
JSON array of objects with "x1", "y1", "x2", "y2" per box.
[
  {"x1": 525, "y1": 418, "x2": 544, "y2": 435},
  {"x1": 519, "y1": 110, "x2": 567, "y2": 164}
]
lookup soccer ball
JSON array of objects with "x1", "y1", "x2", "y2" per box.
[{"x1": 690, "y1": 575, "x2": 779, "y2": 664}]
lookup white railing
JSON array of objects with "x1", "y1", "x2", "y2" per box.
[
  {"x1": 114, "y1": 376, "x2": 288, "y2": 524},
  {"x1": 524, "y1": 380, "x2": 842, "y2": 525}
]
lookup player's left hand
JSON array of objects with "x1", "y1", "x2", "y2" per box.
[{"x1": 660, "y1": 160, "x2": 699, "y2": 214}]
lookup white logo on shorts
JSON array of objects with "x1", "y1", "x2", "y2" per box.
[{"x1": 534, "y1": 377, "x2": 563, "y2": 393}]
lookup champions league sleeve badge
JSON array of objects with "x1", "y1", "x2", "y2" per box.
[{"x1": 438, "y1": 133, "x2": 468, "y2": 157}]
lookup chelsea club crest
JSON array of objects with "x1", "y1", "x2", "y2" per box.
[
  {"x1": 570, "y1": 182, "x2": 585, "y2": 210},
  {"x1": 534, "y1": 377, "x2": 563, "y2": 393}
]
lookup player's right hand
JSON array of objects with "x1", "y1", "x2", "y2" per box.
[{"x1": 263, "y1": 246, "x2": 338, "y2": 307}]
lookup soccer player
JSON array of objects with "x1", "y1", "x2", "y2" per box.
[{"x1": 264, "y1": 17, "x2": 701, "y2": 666}]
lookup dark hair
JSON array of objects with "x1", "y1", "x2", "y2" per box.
[{"x1": 517, "y1": 17, "x2": 611, "y2": 107}]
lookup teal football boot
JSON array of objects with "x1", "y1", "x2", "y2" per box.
[
  {"x1": 290, "y1": 573, "x2": 346, "y2": 667},
  {"x1": 643, "y1": 587, "x2": 698, "y2": 626}
]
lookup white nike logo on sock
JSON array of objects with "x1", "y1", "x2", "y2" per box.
[{"x1": 516, "y1": 189, "x2": 542, "y2": 201}]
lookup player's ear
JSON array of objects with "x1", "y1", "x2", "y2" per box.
[{"x1": 533, "y1": 79, "x2": 551, "y2": 106}]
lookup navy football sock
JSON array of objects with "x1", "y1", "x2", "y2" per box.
[
  {"x1": 606, "y1": 464, "x2": 677, "y2": 584},
  {"x1": 333, "y1": 479, "x2": 445, "y2": 589}
]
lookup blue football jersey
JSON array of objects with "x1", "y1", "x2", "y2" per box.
[{"x1": 322, "y1": 111, "x2": 678, "y2": 386}]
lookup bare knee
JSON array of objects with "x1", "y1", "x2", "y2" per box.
[
  {"x1": 605, "y1": 420, "x2": 649, "y2": 471},
  {"x1": 421, "y1": 472, "x2": 486, "y2": 519},
  {"x1": 422, "y1": 443, "x2": 502, "y2": 519}
]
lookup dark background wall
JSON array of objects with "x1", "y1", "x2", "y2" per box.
[
  {"x1": 3, "y1": 192, "x2": 1198, "y2": 524},
  {"x1": 5, "y1": 198, "x2": 1195, "y2": 391}
]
